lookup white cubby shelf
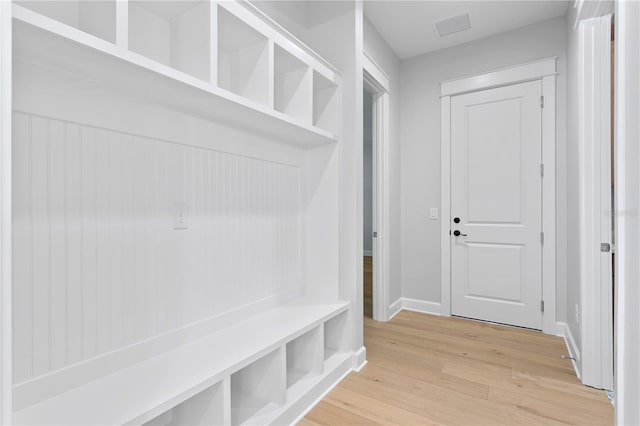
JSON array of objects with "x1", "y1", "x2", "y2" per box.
[
  {"x1": 12, "y1": 300, "x2": 352, "y2": 425},
  {"x1": 12, "y1": 0, "x2": 341, "y2": 147}
]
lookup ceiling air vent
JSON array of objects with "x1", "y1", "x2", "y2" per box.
[{"x1": 435, "y1": 13, "x2": 471, "y2": 37}]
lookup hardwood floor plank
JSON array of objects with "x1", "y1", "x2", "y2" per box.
[{"x1": 302, "y1": 311, "x2": 613, "y2": 425}]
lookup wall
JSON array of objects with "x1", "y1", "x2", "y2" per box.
[
  {"x1": 400, "y1": 17, "x2": 568, "y2": 323},
  {"x1": 11, "y1": 59, "x2": 307, "y2": 390},
  {"x1": 363, "y1": 17, "x2": 402, "y2": 307},
  {"x1": 363, "y1": 90, "x2": 373, "y2": 254}
]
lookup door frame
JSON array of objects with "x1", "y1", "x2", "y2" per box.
[
  {"x1": 579, "y1": 14, "x2": 614, "y2": 391},
  {"x1": 0, "y1": 1, "x2": 11, "y2": 422},
  {"x1": 440, "y1": 57, "x2": 557, "y2": 335},
  {"x1": 363, "y1": 52, "x2": 390, "y2": 321}
]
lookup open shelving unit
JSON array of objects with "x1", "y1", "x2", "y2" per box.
[
  {"x1": 129, "y1": 0, "x2": 211, "y2": 82},
  {"x1": 8, "y1": 1, "x2": 350, "y2": 425},
  {"x1": 12, "y1": 0, "x2": 340, "y2": 147}
]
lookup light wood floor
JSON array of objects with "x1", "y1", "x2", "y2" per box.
[{"x1": 301, "y1": 311, "x2": 613, "y2": 425}]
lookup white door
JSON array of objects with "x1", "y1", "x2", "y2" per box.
[{"x1": 450, "y1": 80, "x2": 543, "y2": 330}]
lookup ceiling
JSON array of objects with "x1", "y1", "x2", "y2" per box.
[{"x1": 364, "y1": 1, "x2": 570, "y2": 60}]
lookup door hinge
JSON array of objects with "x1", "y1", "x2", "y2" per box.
[
  {"x1": 540, "y1": 164, "x2": 544, "y2": 177},
  {"x1": 540, "y1": 232, "x2": 544, "y2": 245},
  {"x1": 541, "y1": 300, "x2": 545, "y2": 312},
  {"x1": 540, "y1": 96, "x2": 544, "y2": 108},
  {"x1": 373, "y1": 231, "x2": 378, "y2": 238}
]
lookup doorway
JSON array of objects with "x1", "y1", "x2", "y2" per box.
[
  {"x1": 440, "y1": 57, "x2": 558, "y2": 335},
  {"x1": 449, "y1": 81, "x2": 544, "y2": 330},
  {"x1": 363, "y1": 89, "x2": 374, "y2": 319},
  {"x1": 362, "y1": 54, "x2": 390, "y2": 322}
]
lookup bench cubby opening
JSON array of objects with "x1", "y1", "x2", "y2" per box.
[
  {"x1": 324, "y1": 310, "x2": 350, "y2": 363},
  {"x1": 286, "y1": 325, "x2": 323, "y2": 391},
  {"x1": 230, "y1": 348, "x2": 285, "y2": 425}
]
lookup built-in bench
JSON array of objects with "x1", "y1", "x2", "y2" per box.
[{"x1": 13, "y1": 300, "x2": 352, "y2": 425}]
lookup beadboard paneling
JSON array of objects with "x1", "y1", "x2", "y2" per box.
[{"x1": 12, "y1": 112, "x2": 301, "y2": 384}]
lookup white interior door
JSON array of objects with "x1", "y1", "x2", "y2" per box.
[{"x1": 450, "y1": 80, "x2": 543, "y2": 330}]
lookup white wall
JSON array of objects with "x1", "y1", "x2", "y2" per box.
[
  {"x1": 11, "y1": 59, "x2": 308, "y2": 393},
  {"x1": 363, "y1": 17, "x2": 402, "y2": 307},
  {"x1": 363, "y1": 90, "x2": 373, "y2": 254},
  {"x1": 400, "y1": 17, "x2": 568, "y2": 323}
]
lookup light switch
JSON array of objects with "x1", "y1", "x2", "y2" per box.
[
  {"x1": 430, "y1": 208, "x2": 438, "y2": 220},
  {"x1": 173, "y1": 203, "x2": 188, "y2": 230}
]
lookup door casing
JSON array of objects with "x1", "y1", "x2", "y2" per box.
[{"x1": 440, "y1": 58, "x2": 558, "y2": 335}]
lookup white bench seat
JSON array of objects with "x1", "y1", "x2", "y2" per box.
[{"x1": 13, "y1": 299, "x2": 351, "y2": 425}]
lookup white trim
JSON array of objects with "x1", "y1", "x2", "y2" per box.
[
  {"x1": 562, "y1": 322, "x2": 583, "y2": 380},
  {"x1": 387, "y1": 298, "x2": 403, "y2": 320},
  {"x1": 363, "y1": 52, "x2": 390, "y2": 93},
  {"x1": 440, "y1": 96, "x2": 452, "y2": 317},
  {"x1": 440, "y1": 57, "x2": 557, "y2": 97},
  {"x1": 440, "y1": 58, "x2": 557, "y2": 334},
  {"x1": 0, "y1": 1, "x2": 11, "y2": 423},
  {"x1": 363, "y1": 52, "x2": 391, "y2": 322},
  {"x1": 614, "y1": 1, "x2": 640, "y2": 423},
  {"x1": 401, "y1": 298, "x2": 442, "y2": 316},
  {"x1": 352, "y1": 346, "x2": 367, "y2": 372},
  {"x1": 578, "y1": 14, "x2": 614, "y2": 391}
]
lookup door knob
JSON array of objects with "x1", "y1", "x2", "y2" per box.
[{"x1": 453, "y1": 230, "x2": 468, "y2": 237}]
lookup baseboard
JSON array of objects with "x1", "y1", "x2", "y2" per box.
[
  {"x1": 363, "y1": 250, "x2": 373, "y2": 257},
  {"x1": 401, "y1": 298, "x2": 442, "y2": 316},
  {"x1": 352, "y1": 346, "x2": 367, "y2": 372},
  {"x1": 562, "y1": 322, "x2": 582, "y2": 380},
  {"x1": 387, "y1": 298, "x2": 403, "y2": 320},
  {"x1": 555, "y1": 321, "x2": 567, "y2": 337}
]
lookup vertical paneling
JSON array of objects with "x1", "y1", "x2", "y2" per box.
[
  {"x1": 31, "y1": 116, "x2": 50, "y2": 377},
  {"x1": 12, "y1": 113, "x2": 301, "y2": 382},
  {"x1": 12, "y1": 114, "x2": 33, "y2": 383}
]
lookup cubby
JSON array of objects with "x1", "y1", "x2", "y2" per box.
[
  {"x1": 15, "y1": 0, "x2": 116, "y2": 42},
  {"x1": 128, "y1": 1, "x2": 211, "y2": 81},
  {"x1": 324, "y1": 311, "x2": 350, "y2": 364},
  {"x1": 274, "y1": 44, "x2": 312, "y2": 123},
  {"x1": 218, "y1": 6, "x2": 270, "y2": 106},
  {"x1": 231, "y1": 349, "x2": 285, "y2": 425},
  {"x1": 143, "y1": 382, "x2": 225, "y2": 426},
  {"x1": 313, "y1": 70, "x2": 340, "y2": 134},
  {"x1": 286, "y1": 326, "x2": 323, "y2": 393}
]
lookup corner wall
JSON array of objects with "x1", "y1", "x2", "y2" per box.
[{"x1": 399, "y1": 17, "x2": 568, "y2": 324}]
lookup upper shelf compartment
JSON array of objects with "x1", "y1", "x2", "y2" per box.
[
  {"x1": 12, "y1": 1, "x2": 341, "y2": 147},
  {"x1": 15, "y1": 0, "x2": 116, "y2": 43},
  {"x1": 129, "y1": 1, "x2": 211, "y2": 82}
]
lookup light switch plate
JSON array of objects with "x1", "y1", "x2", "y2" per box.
[{"x1": 173, "y1": 203, "x2": 188, "y2": 230}]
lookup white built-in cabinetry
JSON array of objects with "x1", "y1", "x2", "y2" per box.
[{"x1": 8, "y1": 1, "x2": 349, "y2": 425}]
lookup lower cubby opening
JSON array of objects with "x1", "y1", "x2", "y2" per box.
[
  {"x1": 286, "y1": 326, "x2": 323, "y2": 392},
  {"x1": 143, "y1": 381, "x2": 225, "y2": 426},
  {"x1": 231, "y1": 348, "x2": 285, "y2": 425},
  {"x1": 324, "y1": 310, "x2": 350, "y2": 363}
]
